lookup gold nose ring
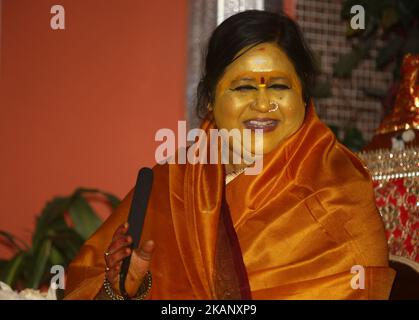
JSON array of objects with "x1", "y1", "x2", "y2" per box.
[
  {"x1": 250, "y1": 100, "x2": 279, "y2": 112},
  {"x1": 268, "y1": 101, "x2": 279, "y2": 112}
]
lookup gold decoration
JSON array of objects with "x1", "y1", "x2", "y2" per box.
[
  {"x1": 376, "y1": 54, "x2": 419, "y2": 135},
  {"x1": 358, "y1": 147, "x2": 418, "y2": 262},
  {"x1": 358, "y1": 147, "x2": 419, "y2": 181}
]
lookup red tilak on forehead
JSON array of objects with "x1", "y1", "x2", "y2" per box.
[{"x1": 260, "y1": 76, "x2": 265, "y2": 84}]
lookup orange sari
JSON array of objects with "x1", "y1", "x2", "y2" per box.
[{"x1": 64, "y1": 102, "x2": 395, "y2": 299}]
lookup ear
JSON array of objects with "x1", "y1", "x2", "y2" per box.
[{"x1": 207, "y1": 103, "x2": 214, "y2": 112}]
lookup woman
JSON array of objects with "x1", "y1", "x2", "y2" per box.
[{"x1": 64, "y1": 10, "x2": 395, "y2": 300}]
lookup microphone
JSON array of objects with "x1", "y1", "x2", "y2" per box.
[{"x1": 119, "y1": 167, "x2": 154, "y2": 299}]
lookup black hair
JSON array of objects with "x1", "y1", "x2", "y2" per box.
[{"x1": 196, "y1": 10, "x2": 316, "y2": 119}]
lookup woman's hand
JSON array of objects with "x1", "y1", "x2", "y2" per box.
[{"x1": 104, "y1": 222, "x2": 155, "y2": 298}]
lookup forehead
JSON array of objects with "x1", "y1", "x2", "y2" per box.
[{"x1": 222, "y1": 43, "x2": 296, "y2": 80}]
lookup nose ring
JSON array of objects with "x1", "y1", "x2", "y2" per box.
[
  {"x1": 268, "y1": 101, "x2": 278, "y2": 112},
  {"x1": 250, "y1": 101, "x2": 279, "y2": 112}
]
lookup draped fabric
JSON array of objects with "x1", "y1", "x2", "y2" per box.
[{"x1": 64, "y1": 102, "x2": 395, "y2": 300}]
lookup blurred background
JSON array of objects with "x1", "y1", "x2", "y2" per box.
[{"x1": 0, "y1": 0, "x2": 417, "y2": 297}]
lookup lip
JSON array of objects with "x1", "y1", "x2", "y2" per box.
[{"x1": 242, "y1": 118, "x2": 279, "y2": 132}]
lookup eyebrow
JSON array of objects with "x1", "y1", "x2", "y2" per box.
[
  {"x1": 232, "y1": 76, "x2": 290, "y2": 83},
  {"x1": 270, "y1": 76, "x2": 289, "y2": 81},
  {"x1": 233, "y1": 77, "x2": 254, "y2": 82}
]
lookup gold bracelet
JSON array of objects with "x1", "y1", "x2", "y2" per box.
[{"x1": 103, "y1": 271, "x2": 152, "y2": 300}]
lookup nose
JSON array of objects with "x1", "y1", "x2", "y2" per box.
[{"x1": 250, "y1": 88, "x2": 271, "y2": 113}]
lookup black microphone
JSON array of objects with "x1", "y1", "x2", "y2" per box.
[{"x1": 119, "y1": 167, "x2": 153, "y2": 299}]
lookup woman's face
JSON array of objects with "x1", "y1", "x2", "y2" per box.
[{"x1": 212, "y1": 42, "x2": 306, "y2": 156}]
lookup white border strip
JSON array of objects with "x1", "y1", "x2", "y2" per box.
[
  {"x1": 255, "y1": 0, "x2": 264, "y2": 10},
  {"x1": 217, "y1": 0, "x2": 265, "y2": 26},
  {"x1": 217, "y1": 0, "x2": 225, "y2": 26}
]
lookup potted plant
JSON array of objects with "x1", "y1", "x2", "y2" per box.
[{"x1": 0, "y1": 188, "x2": 120, "y2": 299}]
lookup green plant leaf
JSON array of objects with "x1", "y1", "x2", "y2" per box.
[
  {"x1": 0, "y1": 187, "x2": 117, "y2": 289},
  {"x1": 0, "y1": 231, "x2": 29, "y2": 251},
  {"x1": 397, "y1": 0, "x2": 419, "y2": 29},
  {"x1": 328, "y1": 125, "x2": 340, "y2": 139},
  {"x1": 343, "y1": 127, "x2": 366, "y2": 151},
  {"x1": 0, "y1": 259, "x2": 9, "y2": 281},
  {"x1": 381, "y1": 6, "x2": 400, "y2": 30},
  {"x1": 49, "y1": 245, "x2": 66, "y2": 266},
  {"x1": 32, "y1": 197, "x2": 72, "y2": 249},
  {"x1": 47, "y1": 227, "x2": 84, "y2": 263},
  {"x1": 68, "y1": 194, "x2": 102, "y2": 240},
  {"x1": 0, "y1": 258, "x2": 7, "y2": 270},
  {"x1": 403, "y1": 28, "x2": 419, "y2": 55},
  {"x1": 101, "y1": 192, "x2": 121, "y2": 209},
  {"x1": 60, "y1": 238, "x2": 84, "y2": 262},
  {"x1": 76, "y1": 188, "x2": 121, "y2": 209},
  {"x1": 74, "y1": 187, "x2": 99, "y2": 194},
  {"x1": 376, "y1": 35, "x2": 404, "y2": 68},
  {"x1": 0, "y1": 252, "x2": 26, "y2": 287},
  {"x1": 38, "y1": 197, "x2": 71, "y2": 226},
  {"x1": 311, "y1": 80, "x2": 332, "y2": 98},
  {"x1": 362, "y1": 87, "x2": 387, "y2": 99},
  {"x1": 361, "y1": 14, "x2": 378, "y2": 38},
  {"x1": 27, "y1": 239, "x2": 52, "y2": 289},
  {"x1": 334, "y1": 44, "x2": 371, "y2": 77},
  {"x1": 48, "y1": 216, "x2": 70, "y2": 233}
]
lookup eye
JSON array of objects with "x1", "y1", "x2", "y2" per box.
[
  {"x1": 269, "y1": 84, "x2": 291, "y2": 90},
  {"x1": 232, "y1": 85, "x2": 257, "y2": 91}
]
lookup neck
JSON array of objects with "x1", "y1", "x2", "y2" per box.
[{"x1": 224, "y1": 146, "x2": 253, "y2": 175}]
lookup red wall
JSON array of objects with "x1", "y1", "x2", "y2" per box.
[{"x1": 0, "y1": 0, "x2": 188, "y2": 258}]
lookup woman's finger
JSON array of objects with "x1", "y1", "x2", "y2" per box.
[
  {"x1": 128, "y1": 240, "x2": 155, "y2": 280},
  {"x1": 107, "y1": 235, "x2": 132, "y2": 255},
  {"x1": 137, "y1": 240, "x2": 155, "y2": 261},
  {"x1": 112, "y1": 222, "x2": 129, "y2": 241},
  {"x1": 112, "y1": 233, "x2": 131, "y2": 244},
  {"x1": 108, "y1": 247, "x2": 132, "y2": 268},
  {"x1": 105, "y1": 236, "x2": 131, "y2": 267},
  {"x1": 120, "y1": 240, "x2": 155, "y2": 297},
  {"x1": 106, "y1": 264, "x2": 120, "y2": 284}
]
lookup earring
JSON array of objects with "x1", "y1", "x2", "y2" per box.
[
  {"x1": 207, "y1": 104, "x2": 213, "y2": 112},
  {"x1": 268, "y1": 101, "x2": 279, "y2": 112}
]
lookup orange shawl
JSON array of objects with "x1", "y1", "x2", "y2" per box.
[{"x1": 64, "y1": 102, "x2": 395, "y2": 299}]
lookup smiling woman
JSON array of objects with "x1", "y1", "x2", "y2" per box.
[
  {"x1": 64, "y1": 10, "x2": 395, "y2": 300},
  {"x1": 212, "y1": 42, "x2": 306, "y2": 164}
]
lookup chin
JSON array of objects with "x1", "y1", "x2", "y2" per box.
[
  {"x1": 248, "y1": 145, "x2": 276, "y2": 156},
  {"x1": 259, "y1": 136, "x2": 285, "y2": 154}
]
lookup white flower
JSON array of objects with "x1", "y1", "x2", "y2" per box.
[
  {"x1": 0, "y1": 282, "x2": 57, "y2": 300},
  {"x1": 402, "y1": 129, "x2": 415, "y2": 143}
]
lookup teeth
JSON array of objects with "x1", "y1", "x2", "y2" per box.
[{"x1": 248, "y1": 120, "x2": 276, "y2": 126}]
